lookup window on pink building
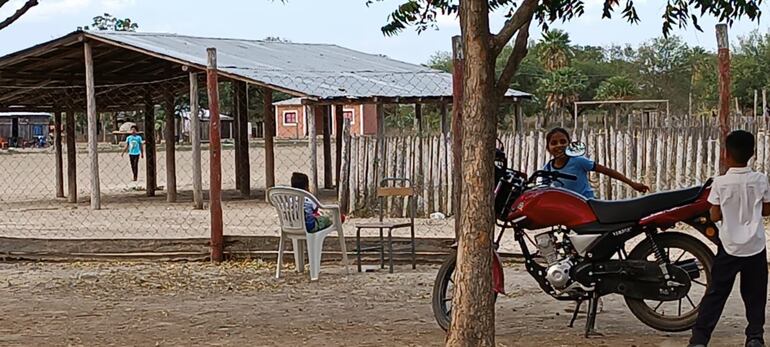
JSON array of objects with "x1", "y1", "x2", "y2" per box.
[
  {"x1": 283, "y1": 111, "x2": 297, "y2": 125},
  {"x1": 343, "y1": 110, "x2": 354, "y2": 124}
]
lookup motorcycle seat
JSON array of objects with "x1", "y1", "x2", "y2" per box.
[{"x1": 587, "y1": 186, "x2": 703, "y2": 224}]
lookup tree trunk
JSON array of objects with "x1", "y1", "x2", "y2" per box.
[{"x1": 445, "y1": 0, "x2": 496, "y2": 346}]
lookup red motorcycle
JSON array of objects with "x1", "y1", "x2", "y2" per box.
[{"x1": 432, "y1": 141, "x2": 719, "y2": 337}]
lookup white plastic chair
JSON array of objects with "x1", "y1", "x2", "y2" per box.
[{"x1": 267, "y1": 186, "x2": 349, "y2": 281}]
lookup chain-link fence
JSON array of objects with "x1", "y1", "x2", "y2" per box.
[
  {"x1": 0, "y1": 73, "x2": 468, "y2": 256},
  {"x1": 1, "y1": 68, "x2": 766, "y2": 257}
]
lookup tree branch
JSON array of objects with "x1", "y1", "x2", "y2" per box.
[
  {"x1": 491, "y1": 0, "x2": 538, "y2": 55},
  {"x1": 0, "y1": 0, "x2": 38, "y2": 31},
  {"x1": 495, "y1": 20, "x2": 531, "y2": 99},
  {"x1": 0, "y1": 1, "x2": 12, "y2": 9}
]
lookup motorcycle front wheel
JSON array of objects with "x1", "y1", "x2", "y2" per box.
[
  {"x1": 624, "y1": 232, "x2": 714, "y2": 332},
  {"x1": 431, "y1": 251, "x2": 498, "y2": 331}
]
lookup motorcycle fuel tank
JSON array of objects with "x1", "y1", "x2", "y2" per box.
[{"x1": 507, "y1": 187, "x2": 598, "y2": 229}]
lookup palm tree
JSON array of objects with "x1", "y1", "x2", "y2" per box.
[
  {"x1": 537, "y1": 29, "x2": 573, "y2": 72},
  {"x1": 537, "y1": 67, "x2": 587, "y2": 125},
  {"x1": 595, "y1": 75, "x2": 639, "y2": 119},
  {"x1": 687, "y1": 46, "x2": 713, "y2": 115},
  {"x1": 595, "y1": 75, "x2": 638, "y2": 100}
]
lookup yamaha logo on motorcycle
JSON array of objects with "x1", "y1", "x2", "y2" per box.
[{"x1": 611, "y1": 227, "x2": 632, "y2": 237}]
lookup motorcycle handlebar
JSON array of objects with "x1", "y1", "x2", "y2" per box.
[
  {"x1": 555, "y1": 172, "x2": 577, "y2": 181},
  {"x1": 527, "y1": 170, "x2": 578, "y2": 184}
]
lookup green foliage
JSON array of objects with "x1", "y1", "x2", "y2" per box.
[
  {"x1": 537, "y1": 67, "x2": 587, "y2": 113},
  {"x1": 595, "y1": 75, "x2": 638, "y2": 100},
  {"x1": 80, "y1": 13, "x2": 138, "y2": 31},
  {"x1": 366, "y1": 0, "x2": 762, "y2": 38},
  {"x1": 421, "y1": 29, "x2": 770, "y2": 117},
  {"x1": 537, "y1": 29, "x2": 572, "y2": 71},
  {"x1": 426, "y1": 51, "x2": 453, "y2": 72}
]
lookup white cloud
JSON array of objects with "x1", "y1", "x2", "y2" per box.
[{"x1": 435, "y1": 13, "x2": 459, "y2": 29}]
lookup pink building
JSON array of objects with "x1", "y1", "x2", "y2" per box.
[{"x1": 273, "y1": 98, "x2": 378, "y2": 139}]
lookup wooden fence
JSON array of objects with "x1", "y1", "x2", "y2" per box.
[{"x1": 342, "y1": 115, "x2": 770, "y2": 218}]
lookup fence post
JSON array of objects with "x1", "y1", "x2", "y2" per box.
[
  {"x1": 207, "y1": 47, "x2": 224, "y2": 263},
  {"x1": 716, "y1": 24, "x2": 731, "y2": 174},
  {"x1": 164, "y1": 91, "x2": 177, "y2": 202},
  {"x1": 234, "y1": 81, "x2": 250, "y2": 196},
  {"x1": 335, "y1": 104, "x2": 344, "y2": 189},
  {"x1": 190, "y1": 72, "x2": 203, "y2": 210},
  {"x1": 451, "y1": 35, "x2": 464, "y2": 240},
  {"x1": 84, "y1": 40, "x2": 101, "y2": 210},
  {"x1": 307, "y1": 104, "x2": 319, "y2": 195},
  {"x1": 143, "y1": 93, "x2": 157, "y2": 197},
  {"x1": 66, "y1": 110, "x2": 77, "y2": 203},
  {"x1": 323, "y1": 105, "x2": 333, "y2": 189},
  {"x1": 264, "y1": 87, "x2": 276, "y2": 189},
  {"x1": 339, "y1": 117, "x2": 352, "y2": 213},
  {"x1": 54, "y1": 110, "x2": 64, "y2": 198}
]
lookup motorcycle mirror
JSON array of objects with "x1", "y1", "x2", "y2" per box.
[{"x1": 565, "y1": 141, "x2": 586, "y2": 157}]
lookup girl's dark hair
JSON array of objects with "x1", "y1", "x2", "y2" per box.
[
  {"x1": 291, "y1": 172, "x2": 310, "y2": 191},
  {"x1": 546, "y1": 127, "x2": 570, "y2": 144}
]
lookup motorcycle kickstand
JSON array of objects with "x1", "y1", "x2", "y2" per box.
[
  {"x1": 584, "y1": 293, "x2": 604, "y2": 338},
  {"x1": 568, "y1": 300, "x2": 583, "y2": 328}
]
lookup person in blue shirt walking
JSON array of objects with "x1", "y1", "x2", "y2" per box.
[
  {"x1": 121, "y1": 125, "x2": 144, "y2": 181},
  {"x1": 544, "y1": 127, "x2": 649, "y2": 199}
]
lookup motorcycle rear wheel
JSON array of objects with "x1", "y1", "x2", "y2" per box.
[{"x1": 624, "y1": 232, "x2": 714, "y2": 332}]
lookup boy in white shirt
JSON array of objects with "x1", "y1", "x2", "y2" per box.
[{"x1": 689, "y1": 130, "x2": 770, "y2": 347}]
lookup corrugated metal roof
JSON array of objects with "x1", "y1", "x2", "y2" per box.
[
  {"x1": 87, "y1": 31, "x2": 531, "y2": 101},
  {"x1": 273, "y1": 98, "x2": 304, "y2": 106}
]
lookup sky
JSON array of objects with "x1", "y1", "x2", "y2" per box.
[{"x1": 0, "y1": 0, "x2": 769, "y2": 66}]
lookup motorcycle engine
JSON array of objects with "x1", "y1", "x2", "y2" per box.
[
  {"x1": 545, "y1": 259, "x2": 573, "y2": 289},
  {"x1": 535, "y1": 231, "x2": 573, "y2": 290}
]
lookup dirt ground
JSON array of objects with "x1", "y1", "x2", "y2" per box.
[{"x1": 0, "y1": 260, "x2": 759, "y2": 347}]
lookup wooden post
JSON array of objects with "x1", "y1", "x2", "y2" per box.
[
  {"x1": 335, "y1": 104, "x2": 344, "y2": 189},
  {"x1": 414, "y1": 103, "x2": 424, "y2": 213},
  {"x1": 164, "y1": 92, "x2": 177, "y2": 202},
  {"x1": 207, "y1": 48, "x2": 224, "y2": 263},
  {"x1": 190, "y1": 72, "x2": 203, "y2": 209},
  {"x1": 233, "y1": 81, "x2": 242, "y2": 190},
  {"x1": 307, "y1": 104, "x2": 319, "y2": 194},
  {"x1": 84, "y1": 41, "x2": 101, "y2": 210},
  {"x1": 54, "y1": 111, "x2": 64, "y2": 198},
  {"x1": 376, "y1": 104, "x2": 386, "y2": 188},
  {"x1": 144, "y1": 94, "x2": 157, "y2": 197},
  {"x1": 236, "y1": 81, "x2": 250, "y2": 197},
  {"x1": 338, "y1": 117, "x2": 352, "y2": 213},
  {"x1": 440, "y1": 103, "x2": 449, "y2": 213},
  {"x1": 755, "y1": 89, "x2": 759, "y2": 119},
  {"x1": 66, "y1": 110, "x2": 77, "y2": 203},
  {"x1": 101, "y1": 113, "x2": 107, "y2": 143},
  {"x1": 323, "y1": 105, "x2": 333, "y2": 189},
  {"x1": 716, "y1": 24, "x2": 731, "y2": 174},
  {"x1": 451, "y1": 35, "x2": 463, "y2": 239},
  {"x1": 263, "y1": 87, "x2": 275, "y2": 189},
  {"x1": 440, "y1": 103, "x2": 449, "y2": 135}
]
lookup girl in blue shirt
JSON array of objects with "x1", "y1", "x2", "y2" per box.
[{"x1": 544, "y1": 127, "x2": 649, "y2": 199}]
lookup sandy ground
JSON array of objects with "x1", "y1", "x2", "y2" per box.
[{"x1": 0, "y1": 260, "x2": 760, "y2": 347}]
